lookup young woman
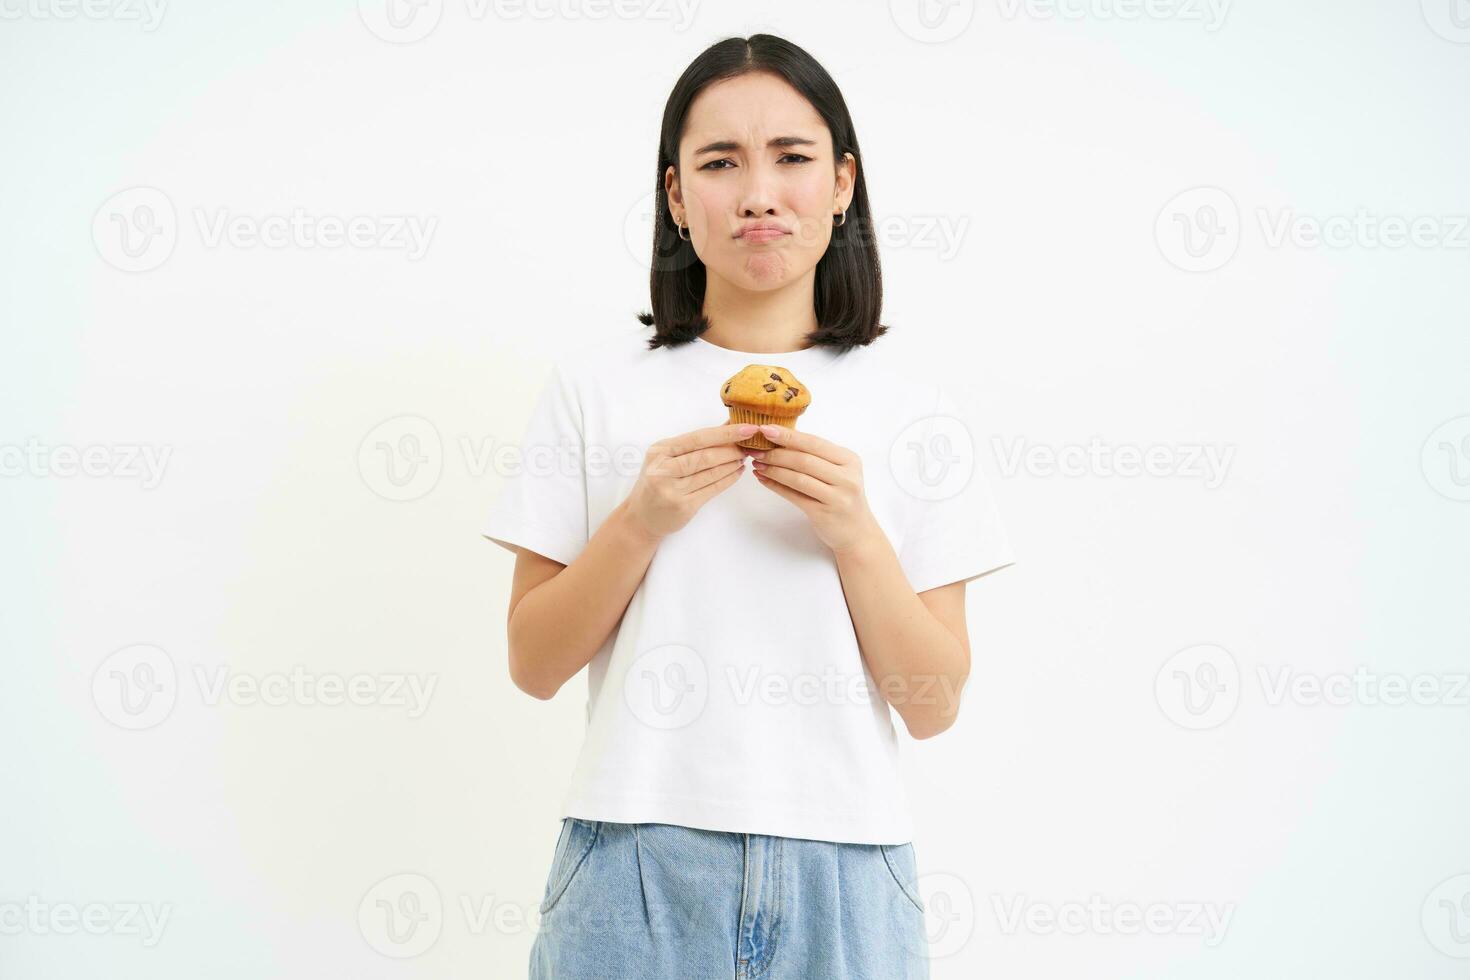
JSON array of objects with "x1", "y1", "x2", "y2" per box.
[{"x1": 483, "y1": 33, "x2": 1015, "y2": 979}]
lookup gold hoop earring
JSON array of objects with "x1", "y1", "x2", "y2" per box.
[
  {"x1": 833, "y1": 209, "x2": 847, "y2": 227},
  {"x1": 676, "y1": 217, "x2": 691, "y2": 241}
]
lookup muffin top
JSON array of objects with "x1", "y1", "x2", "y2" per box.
[{"x1": 720, "y1": 364, "x2": 812, "y2": 418}]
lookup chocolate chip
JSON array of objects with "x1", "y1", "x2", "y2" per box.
[
  {"x1": 762, "y1": 383, "x2": 777, "y2": 392},
  {"x1": 783, "y1": 387, "x2": 798, "y2": 402},
  {"x1": 769, "y1": 372, "x2": 783, "y2": 382},
  {"x1": 723, "y1": 383, "x2": 730, "y2": 394}
]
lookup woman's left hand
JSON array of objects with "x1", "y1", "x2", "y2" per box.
[{"x1": 745, "y1": 423, "x2": 883, "y2": 554}]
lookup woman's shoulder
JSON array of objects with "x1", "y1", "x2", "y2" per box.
[
  {"x1": 545, "y1": 327, "x2": 657, "y2": 387},
  {"x1": 836, "y1": 333, "x2": 949, "y2": 408}
]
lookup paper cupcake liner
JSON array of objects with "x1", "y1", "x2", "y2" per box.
[{"x1": 727, "y1": 407, "x2": 798, "y2": 449}]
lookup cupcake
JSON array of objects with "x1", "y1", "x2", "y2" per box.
[{"x1": 720, "y1": 365, "x2": 812, "y2": 449}]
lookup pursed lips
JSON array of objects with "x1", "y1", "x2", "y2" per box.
[{"x1": 737, "y1": 225, "x2": 790, "y2": 243}]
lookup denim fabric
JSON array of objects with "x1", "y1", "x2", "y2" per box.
[{"x1": 530, "y1": 819, "x2": 931, "y2": 979}]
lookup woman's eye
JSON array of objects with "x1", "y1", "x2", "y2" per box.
[{"x1": 699, "y1": 154, "x2": 812, "y2": 171}]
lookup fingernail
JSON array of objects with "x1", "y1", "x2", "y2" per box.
[
  {"x1": 738, "y1": 424, "x2": 758, "y2": 435},
  {"x1": 760, "y1": 424, "x2": 783, "y2": 438}
]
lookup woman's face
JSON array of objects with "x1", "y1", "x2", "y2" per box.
[{"x1": 667, "y1": 71, "x2": 855, "y2": 291}]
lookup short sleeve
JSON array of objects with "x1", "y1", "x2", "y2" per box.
[
  {"x1": 480, "y1": 363, "x2": 589, "y2": 566},
  {"x1": 895, "y1": 382, "x2": 1016, "y2": 593}
]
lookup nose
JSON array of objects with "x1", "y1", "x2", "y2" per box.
[{"x1": 737, "y1": 158, "x2": 779, "y2": 220}]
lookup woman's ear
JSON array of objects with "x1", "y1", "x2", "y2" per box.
[
  {"x1": 835, "y1": 151, "x2": 856, "y2": 213},
  {"x1": 665, "y1": 165, "x2": 682, "y2": 212}
]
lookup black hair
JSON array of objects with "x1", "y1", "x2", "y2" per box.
[{"x1": 636, "y1": 34, "x2": 888, "y2": 353}]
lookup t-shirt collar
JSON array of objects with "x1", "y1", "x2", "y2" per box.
[{"x1": 678, "y1": 333, "x2": 848, "y2": 375}]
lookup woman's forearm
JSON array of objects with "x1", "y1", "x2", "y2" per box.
[
  {"x1": 832, "y1": 522, "x2": 969, "y2": 739},
  {"x1": 508, "y1": 497, "x2": 661, "y2": 699}
]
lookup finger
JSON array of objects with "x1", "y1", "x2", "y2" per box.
[
  {"x1": 668, "y1": 442, "x2": 747, "y2": 478},
  {"x1": 752, "y1": 462, "x2": 834, "y2": 504},
  {"x1": 688, "y1": 461, "x2": 744, "y2": 507},
  {"x1": 757, "y1": 424, "x2": 850, "y2": 465},
  {"x1": 753, "y1": 447, "x2": 843, "y2": 486},
  {"x1": 754, "y1": 468, "x2": 816, "y2": 509},
  {"x1": 664, "y1": 423, "x2": 760, "y2": 458},
  {"x1": 681, "y1": 457, "x2": 744, "y2": 494}
]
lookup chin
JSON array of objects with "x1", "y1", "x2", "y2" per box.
[{"x1": 733, "y1": 254, "x2": 805, "y2": 288}]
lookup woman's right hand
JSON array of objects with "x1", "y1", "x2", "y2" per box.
[{"x1": 620, "y1": 423, "x2": 758, "y2": 543}]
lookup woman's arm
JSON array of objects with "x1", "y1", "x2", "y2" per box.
[
  {"x1": 832, "y1": 529, "x2": 975, "y2": 740},
  {"x1": 503, "y1": 422, "x2": 756, "y2": 700},
  {"x1": 747, "y1": 422, "x2": 982, "y2": 739},
  {"x1": 505, "y1": 498, "x2": 661, "y2": 700}
]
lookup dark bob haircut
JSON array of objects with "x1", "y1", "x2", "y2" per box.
[{"x1": 637, "y1": 34, "x2": 888, "y2": 353}]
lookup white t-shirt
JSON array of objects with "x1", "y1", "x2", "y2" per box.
[{"x1": 481, "y1": 327, "x2": 1016, "y2": 844}]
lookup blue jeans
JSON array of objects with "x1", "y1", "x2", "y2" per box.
[{"x1": 530, "y1": 819, "x2": 932, "y2": 979}]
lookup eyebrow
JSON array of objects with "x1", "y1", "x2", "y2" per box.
[{"x1": 692, "y1": 135, "x2": 818, "y2": 156}]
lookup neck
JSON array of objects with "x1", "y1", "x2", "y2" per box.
[{"x1": 700, "y1": 267, "x2": 820, "y2": 353}]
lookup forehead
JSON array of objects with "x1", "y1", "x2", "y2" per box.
[{"x1": 682, "y1": 71, "x2": 828, "y2": 144}]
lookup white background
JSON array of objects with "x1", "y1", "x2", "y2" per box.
[{"x1": 3, "y1": 0, "x2": 1469, "y2": 977}]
